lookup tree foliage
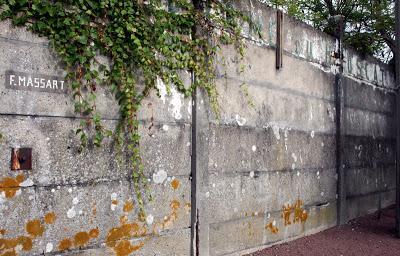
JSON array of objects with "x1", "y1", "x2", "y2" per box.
[{"x1": 262, "y1": 0, "x2": 395, "y2": 63}]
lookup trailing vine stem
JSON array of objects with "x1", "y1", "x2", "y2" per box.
[{"x1": 0, "y1": 0, "x2": 261, "y2": 215}]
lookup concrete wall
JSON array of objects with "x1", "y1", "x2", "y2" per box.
[{"x1": 0, "y1": 1, "x2": 396, "y2": 256}]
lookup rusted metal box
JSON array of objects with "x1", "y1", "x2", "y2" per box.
[{"x1": 11, "y1": 148, "x2": 32, "y2": 170}]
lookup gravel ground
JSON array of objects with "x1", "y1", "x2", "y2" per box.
[{"x1": 248, "y1": 206, "x2": 400, "y2": 256}]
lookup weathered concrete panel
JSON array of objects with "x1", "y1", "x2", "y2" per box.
[
  {"x1": 217, "y1": 43, "x2": 336, "y2": 104},
  {"x1": 346, "y1": 166, "x2": 396, "y2": 197},
  {"x1": 0, "y1": 31, "x2": 192, "y2": 123},
  {"x1": 344, "y1": 76, "x2": 395, "y2": 115},
  {"x1": 345, "y1": 108, "x2": 395, "y2": 138},
  {"x1": 0, "y1": 179, "x2": 190, "y2": 255},
  {"x1": 344, "y1": 136, "x2": 395, "y2": 168},
  {"x1": 0, "y1": 116, "x2": 191, "y2": 186},
  {"x1": 208, "y1": 168, "x2": 336, "y2": 224},
  {"x1": 209, "y1": 201, "x2": 336, "y2": 256},
  {"x1": 208, "y1": 125, "x2": 336, "y2": 174},
  {"x1": 347, "y1": 190, "x2": 395, "y2": 220},
  {"x1": 215, "y1": 78, "x2": 336, "y2": 133}
]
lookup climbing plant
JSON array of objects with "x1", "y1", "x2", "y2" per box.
[{"x1": 0, "y1": 0, "x2": 260, "y2": 215}]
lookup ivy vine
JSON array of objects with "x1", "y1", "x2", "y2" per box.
[{"x1": 0, "y1": 0, "x2": 260, "y2": 215}]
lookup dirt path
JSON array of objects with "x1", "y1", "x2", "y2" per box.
[{"x1": 248, "y1": 206, "x2": 400, "y2": 256}]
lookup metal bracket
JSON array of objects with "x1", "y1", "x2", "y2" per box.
[{"x1": 276, "y1": 10, "x2": 283, "y2": 69}]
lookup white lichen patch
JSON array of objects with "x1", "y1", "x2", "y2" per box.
[
  {"x1": 111, "y1": 193, "x2": 118, "y2": 200},
  {"x1": 156, "y1": 77, "x2": 184, "y2": 120},
  {"x1": 72, "y1": 197, "x2": 79, "y2": 205},
  {"x1": 249, "y1": 171, "x2": 255, "y2": 178},
  {"x1": 169, "y1": 86, "x2": 184, "y2": 119},
  {"x1": 291, "y1": 153, "x2": 298, "y2": 162},
  {"x1": 162, "y1": 124, "x2": 169, "y2": 131},
  {"x1": 252, "y1": 145, "x2": 257, "y2": 152},
  {"x1": 45, "y1": 243, "x2": 53, "y2": 253},
  {"x1": 153, "y1": 170, "x2": 168, "y2": 184},
  {"x1": 146, "y1": 214, "x2": 154, "y2": 225},
  {"x1": 67, "y1": 207, "x2": 76, "y2": 218},
  {"x1": 311, "y1": 131, "x2": 315, "y2": 138},
  {"x1": 20, "y1": 179, "x2": 34, "y2": 187},
  {"x1": 272, "y1": 125, "x2": 280, "y2": 140},
  {"x1": 235, "y1": 114, "x2": 247, "y2": 126}
]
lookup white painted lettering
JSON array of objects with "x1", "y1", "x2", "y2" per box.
[
  {"x1": 18, "y1": 76, "x2": 26, "y2": 86},
  {"x1": 34, "y1": 77, "x2": 40, "y2": 87},
  {"x1": 40, "y1": 78, "x2": 46, "y2": 88},
  {"x1": 27, "y1": 77, "x2": 33, "y2": 87},
  {"x1": 46, "y1": 79, "x2": 52, "y2": 88},
  {"x1": 53, "y1": 80, "x2": 58, "y2": 89},
  {"x1": 9, "y1": 74, "x2": 15, "y2": 86}
]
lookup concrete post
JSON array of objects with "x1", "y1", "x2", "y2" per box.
[
  {"x1": 331, "y1": 15, "x2": 347, "y2": 225},
  {"x1": 395, "y1": 0, "x2": 400, "y2": 237},
  {"x1": 190, "y1": 74, "x2": 210, "y2": 255}
]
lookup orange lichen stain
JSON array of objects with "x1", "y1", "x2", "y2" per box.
[
  {"x1": 157, "y1": 199, "x2": 181, "y2": 230},
  {"x1": 120, "y1": 216, "x2": 128, "y2": 224},
  {"x1": 0, "y1": 235, "x2": 33, "y2": 255},
  {"x1": 171, "y1": 179, "x2": 180, "y2": 190},
  {"x1": 89, "y1": 228, "x2": 99, "y2": 239},
  {"x1": 123, "y1": 201, "x2": 134, "y2": 213},
  {"x1": 25, "y1": 219, "x2": 45, "y2": 238},
  {"x1": 170, "y1": 200, "x2": 180, "y2": 211},
  {"x1": 0, "y1": 229, "x2": 5, "y2": 236},
  {"x1": 44, "y1": 212, "x2": 56, "y2": 224},
  {"x1": 58, "y1": 238, "x2": 72, "y2": 251},
  {"x1": 92, "y1": 206, "x2": 97, "y2": 216},
  {"x1": 74, "y1": 231, "x2": 90, "y2": 247},
  {"x1": 112, "y1": 200, "x2": 118, "y2": 205},
  {"x1": 106, "y1": 222, "x2": 147, "y2": 248},
  {"x1": 106, "y1": 221, "x2": 147, "y2": 255},
  {"x1": 0, "y1": 175, "x2": 24, "y2": 198},
  {"x1": 293, "y1": 199, "x2": 308, "y2": 223},
  {"x1": 266, "y1": 223, "x2": 279, "y2": 234},
  {"x1": 281, "y1": 199, "x2": 308, "y2": 227},
  {"x1": 282, "y1": 204, "x2": 293, "y2": 226},
  {"x1": 113, "y1": 240, "x2": 144, "y2": 256}
]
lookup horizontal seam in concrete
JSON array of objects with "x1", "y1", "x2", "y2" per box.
[
  {"x1": 0, "y1": 112, "x2": 192, "y2": 126},
  {"x1": 211, "y1": 121, "x2": 336, "y2": 135},
  {"x1": 346, "y1": 188, "x2": 396, "y2": 199},
  {"x1": 209, "y1": 167, "x2": 337, "y2": 176},
  {"x1": 211, "y1": 122, "x2": 395, "y2": 139},
  {"x1": 209, "y1": 200, "x2": 337, "y2": 226},
  {"x1": 346, "y1": 163, "x2": 396, "y2": 170},
  {"x1": 221, "y1": 75, "x2": 335, "y2": 103},
  {"x1": 0, "y1": 35, "x2": 49, "y2": 47},
  {"x1": 4, "y1": 173, "x2": 191, "y2": 191},
  {"x1": 344, "y1": 104, "x2": 394, "y2": 117}
]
